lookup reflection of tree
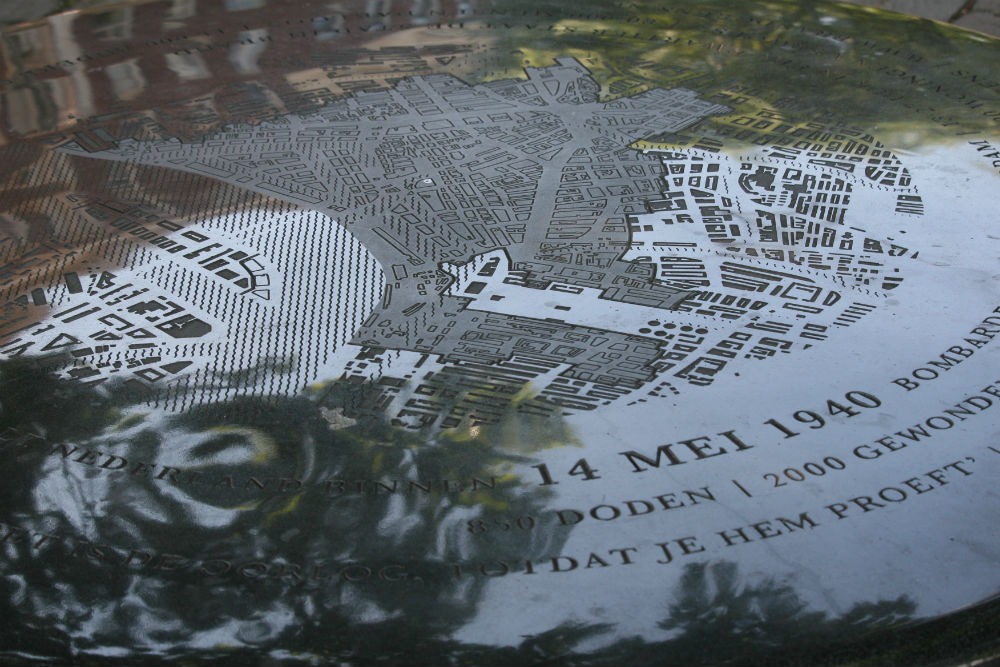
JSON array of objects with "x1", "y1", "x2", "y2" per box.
[
  {"x1": 0, "y1": 358, "x2": 571, "y2": 664},
  {"x1": 2, "y1": 362, "x2": 1000, "y2": 664},
  {"x1": 650, "y1": 561, "x2": 914, "y2": 664},
  {"x1": 579, "y1": 560, "x2": 995, "y2": 667},
  {"x1": 565, "y1": 560, "x2": 934, "y2": 667},
  {"x1": 662, "y1": 561, "x2": 828, "y2": 647},
  {"x1": 487, "y1": 0, "x2": 999, "y2": 146},
  {"x1": 448, "y1": 560, "x2": 993, "y2": 666}
]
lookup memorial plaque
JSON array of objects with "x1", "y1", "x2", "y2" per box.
[{"x1": 1, "y1": 0, "x2": 999, "y2": 663}]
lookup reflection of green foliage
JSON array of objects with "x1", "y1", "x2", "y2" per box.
[
  {"x1": 0, "y1": 358, "x2": 573, "y2": 664},
  {"x1": 1, "y1": 361, "x2": 999, "y2": 663},
  {"x1": 481, "y1": 0, "x2": 1000, "y2": 148},
  {"x1": 310, "y1": 371, "x2": 581, "y2": 454}
]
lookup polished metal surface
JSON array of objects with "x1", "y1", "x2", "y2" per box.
[{"x1": 1, "y1": 1, "x2": 999, "y2": 664}]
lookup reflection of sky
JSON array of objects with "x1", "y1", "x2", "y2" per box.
[
  {"x1": 106, "y1": 58, "x2": 146, "y2": 100},
  {"x1": 3, "y1": 141, "x2": 998, "y2": 663},
  {"x1": 228, "y1": 29, "x2": 269, "y2": 75},
  {"x1": 1, "y1": 3, "x2": 999, "y2": 657},
  {"x1": 9, "y1": 110, "x2": 1000, "y2": 661},
  {"x1": 455, "y1": 143, "x2": 1000, "y2": 646},
  {"x1": 225, "y1": 0, "x2": 267, "y2": 10},
  {"x1": 165, "y1": 52, "x2": 211, "y2": 81},
  {"x1": 0, "y1": 205, "x2": 384, "y2": 404}
]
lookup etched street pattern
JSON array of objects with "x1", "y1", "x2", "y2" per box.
[{"x1": 28, "y1": 58, "x2": 923, "y2": 426}]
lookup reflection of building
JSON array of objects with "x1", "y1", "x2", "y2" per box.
[
  {"x1": 0, "y1": 0, "x2": 477, "y2": 333},
  {"x1": 0, "y1": 0, "x2": 930, "y2": 429},
  {"x1": 0, "y1": 0, "x2": 470, "y2": 144},
  {"x1": 2, "y1": 13, "x2": 97, "y2": 134}
]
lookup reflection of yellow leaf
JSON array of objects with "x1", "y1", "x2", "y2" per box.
[
  {"x1": 509, "y1": 382, "x2": 537, "y2": 406},
  {"x1": 492, "y1": 463, "x2": 519, "y2": 481},
  {"x1": 459, "y1": 491, "x2": 510, "y2": 511},
  {"x1": 113, "y1": 412, "x2": 148, "y2": 431},
  {"x1": 442, "y1": 413, "x2": 481, "y2": 441},
  {"x1": 208, "y1": 426, "x2": 277, "y2": 463},
  {"x1": 266, "y1": 494, "x2": 302, "y2": 526},
  {"x1": 232, "y1": 501, "x2": 261, "y2": 511},
  {"x1": 320, "y1": 407, "x2": 356, "y2": 430}
]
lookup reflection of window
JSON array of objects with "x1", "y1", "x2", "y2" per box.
[
  {"x1": 312, "y1": 14, "x2": 344, "y2": 39},
  {"x1": 409, "y1": 0, "x2": 440, "y2": 24},
  {"x1": 224, "y1": 0, "x2": 266, "y2": 10},
  {"x1": 167, "y1": 0, "x2": 197, "y2": 19},
  {"x1": 92, "y1": 8, "x2": 133, "y2": 40},
  {"x1": 165, "y1": 52, "x2": 210, "y2": 81},
  {"x1": 5, "y1": 87, "x2": 43, "y2": 134},
  {"x1": 45, "y1": 77, "x2": 75, "y2": 125},
  {"x1": 106, "y1": 59, "x2": 146, "y2": 100},
  {"x1": 6, "y1": 28, "x2": 56, "y2": 67},
  {"x1": 8, "y1": 30, "x2": 41, "y2": 60},
  {"x1": 365, "y1": 0, "x2": 391, "y2": 28},
  {"x1": 228, "y1": 30, "x2": 268, "y2": 74}
]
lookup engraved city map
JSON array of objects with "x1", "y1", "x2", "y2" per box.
[
  {"x1": 2, "y1": 2, "x2": 1000, "y2": 663},
  {"x1": 7, "y1": 57, "x2": 923, "y2": 429}
]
